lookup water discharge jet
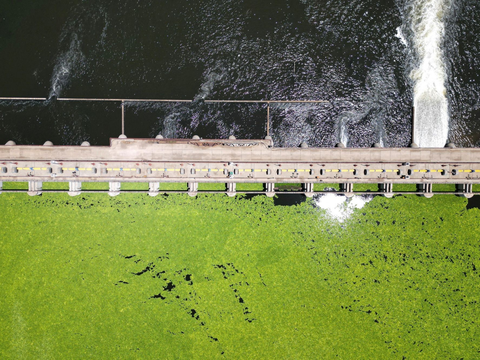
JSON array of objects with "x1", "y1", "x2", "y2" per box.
[
  {"x1": 410, "y1": 0, "x2": 452, "y2": 147},
  {"x1": 313, "y1": 194, "x2": 373, "y2": 223}
]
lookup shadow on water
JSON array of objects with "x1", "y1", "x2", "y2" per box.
[
  {"x1": 466, "y1": 195, "x2": 480, "y2": 210},
  {"x1": 273, "y1": 194, "x2": 306, "y2": 206},
  {"x1": 241, "y1": 193, "x2": 306, "y2": 206}
]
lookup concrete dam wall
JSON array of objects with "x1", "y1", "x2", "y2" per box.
[{"x1": 0, "y1": 137, "x2": 479, "y2": 198}]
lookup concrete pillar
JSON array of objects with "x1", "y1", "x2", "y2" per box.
[
  {"x1": 265, "y1": 182, "x2": 275, "y2": 197},
  {"x1": 188, "y1": 182, "x2": 198, "y2": 197},
  {"x1": 108, "y1": 182, "x2": 121, "y2": 197},
  {"x1": 341, "y1": 183, "x2": 354, "y2": 198},
  {"x1": 456, "y1": 184, "x2": 474, "y2": 198},
  {"x1": 379, "y1": 183, "x2": 394, "y2": 198},
  {"x1": 148, "y1": 182, "x2": 160, "y2": 197},
  {"x1": 417, "y1": 183, "x2": 433, "y2": 198},
  {"x1": 68, "y1": 181, "x2": 82, "y2": 197},
  {"x1": 265, "y1": 136, "x2": 273, "y2": 147},
  {"x1": 303, "y1": 183, "x2": 314, "y2": 198},
  {"x1": 226, "y1": 182, "x2": 236, "y2": 197},
  {"x1": 28, "y1": 181, "x2": 43, "y2": 196}
]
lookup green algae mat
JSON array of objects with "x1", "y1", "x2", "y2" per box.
[{"x1": 0, "y1": 193, "x2": 479, "y2": 359}]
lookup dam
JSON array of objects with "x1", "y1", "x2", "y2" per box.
[{"x1": 0, "y1": 136, "x2": 478, "y2": 198}]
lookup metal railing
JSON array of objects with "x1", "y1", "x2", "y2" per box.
[{"x1": 0, "y1": 96, "x2": 329, "y2": 137}]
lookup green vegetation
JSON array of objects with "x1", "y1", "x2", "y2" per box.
[
  {"x1": 353, "y1": 183, "x2": 378, "y2": 192},
  {"x1": 236, "y1": 183, "x2": 264, "y2": 191},
  {"x1": 275, "y1": 183, "x2": 302, "y2": 191},
  {"x1": 433, "y1": 184, "x2": 457, "y2": 192},
  {"x1": 42, "y1": 182, "x2": 69, "y2": 190},
  {"x1": 82, "y1": 182, "x2": 109, "y2": 191},
  {"x1": 160, "y1": 183, "x2": 188, "y2": 191},
  {"x1": 198, "y1": 183, "x2": 225, "y2": 191},
  {"x1": 0, "y1": 192, "x2": 479, "y2": 358},
  {"x1": 121, "y1": 182, "x2": 149, "y2": 191},
  {"x1": 314, "y1": 183, "x2": 340, "y2": 191},
  {"x1": 393, "y1": 184, "x2": 417, "y2": 192},
  {"x1": 2, "y1": 182, "x2": 28, "y2": 190}
]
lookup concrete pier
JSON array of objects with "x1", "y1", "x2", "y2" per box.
[
  {"x1": 149, "y1": 182, "x2": 160, "y2": 197},
  {"x1": 379, "y1": 183, "x2": 394, "y2": 198},
  {"x1": 188, "y1": 182, "x2": 198, "y2": 197},
  {"x1": 28, "y1": 181, "x2": 42, "y2": 196},
  {"x1": 226, "y1": 182, "x2": 236, "y2": 197},
  {"x1": 456, "y1": 184, "x2": 473, "y2": 198},
  {"x1": 303, "y1": 183, "x2": 314, "y2": 198},
  {"x1": 109, "y1": 182, "x2": 121, "y2": 197},
  {"x1": 0, "y1": 137, "x2": 479, "y2": 197},
  {"x1": 68, "y1": 181, "x2": 82, "y2": 197},
  {"x1": 265, "y1": 183, "x2": 275, "y2": 197},
  {"x1": 341, "y1": 183, "x2": 354, "y2": 198},
  {"x1": 417, "y1": 183, "x2": 433, "y2": 198}
]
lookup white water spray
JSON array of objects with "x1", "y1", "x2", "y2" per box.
[
  {"x1": 195, "y1": 70, "x2": 225, "y2": 101},
  {"x1": 339, "y1": 118, "x2": 349, "y2": 147},
  {"x1": 395, "y1": 27, "x2": 408, "y2": 47},
  {"x1": 49, "y1": 34, "x2": 85, "y2": 99},
  {"x1": 162, "y1": 111, "x2": 179, "y2": 138},
  {"x1": 314, "y1": 193, "x2": 373, "y2": 223},
  {"x1": 410, "y1": 0, "x2": 451, "y2": 147}
]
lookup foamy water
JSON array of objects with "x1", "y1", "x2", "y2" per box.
[
  {"x1": 395, "y1": 27, "x2": 408, "y2": 47},
  {"x1": 409, "y1": 0, "x2": 452, "y2": 147},
  {"x1": 49, "y1": 33, "x2": 85, "y2": 99},
  {"x1": 313, "y1": 193, "x2": 373, "y2": 223}
]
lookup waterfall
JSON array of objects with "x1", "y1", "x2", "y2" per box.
[{"x1": 410, "y1": 0, "x2": 452, "y2": 147}]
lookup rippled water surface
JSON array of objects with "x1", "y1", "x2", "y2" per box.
[{"x1": 0, "y1": 0, "x2": 479, "y2": 146}]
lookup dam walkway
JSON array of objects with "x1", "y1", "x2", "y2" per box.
[{"x1": 0, "y1": 137, "x2": 479, "y2": 198}]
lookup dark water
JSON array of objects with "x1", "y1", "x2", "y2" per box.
[
  {"x1": 0, "y1": 0, "x2": 479, "y2": 147},
  {"x1": 466, "y1": 195, "x2": 480, "y2": 210}
]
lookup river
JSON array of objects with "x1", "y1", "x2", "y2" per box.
[{"x1": 0, "y1": 0, "x2": 479, "y2": 147}]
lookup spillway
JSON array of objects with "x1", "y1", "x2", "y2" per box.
[{"x1": 410, "y1": 0, "x2": 452, "y2": 147}]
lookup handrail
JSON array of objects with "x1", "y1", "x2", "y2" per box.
[
  {"x1": 0, "y1": 97, "x2": 328, "y2": 104},
  {"x1": 0, "y1": 96, "x2": 329, "y2": 137},
  {"x1": 56, "y1": 98, "x2": 328, "y2": 104},
  {"x1": 0, "y1": 97, "x2": 47, "y2": 101}
]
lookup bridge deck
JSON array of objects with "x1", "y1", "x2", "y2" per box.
[
  {"x1": 0, "y1": 138, "x2": 479, "y2": 197},
  {"x1": 1, "y1": 138, "x2": 479, "y2": 163}
]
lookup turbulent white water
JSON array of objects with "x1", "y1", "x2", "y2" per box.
[
  {"x1": 49, "y1": 33, "x2": 85, "y2": 99},
  {"x1": 195, "y1": 69, "x2": 225, "y2": 101},
  {"x1": 314, "y1": 193, "x2": 373, "y2": 223},
  {"x1": 395, "y1": 26, "x2": 408, "y2": 47},
  {"x1": 410, "y1": 0, "x2": 451, "y2": 147}
]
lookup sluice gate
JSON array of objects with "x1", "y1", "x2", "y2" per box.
[{"x1": 0, "y1": 137, "x2": 479, "y2": 198}]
